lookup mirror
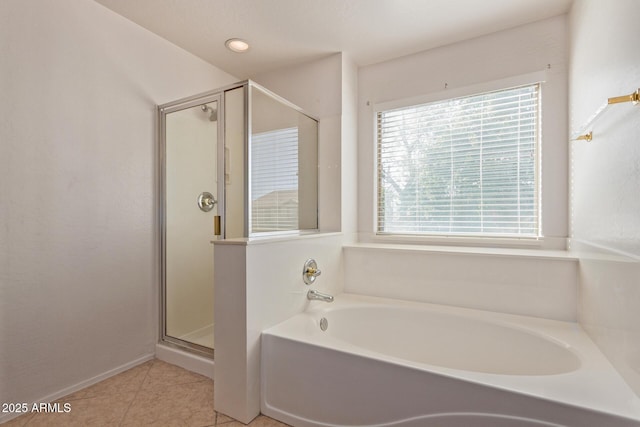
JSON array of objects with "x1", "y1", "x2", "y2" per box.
[{"x1": 250, "y1": 85, "x2": 318, "y2": 234}]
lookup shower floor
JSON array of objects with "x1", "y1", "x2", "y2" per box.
[{"x1": 179, "y1": 323, "x2": 214, "y2": 349}]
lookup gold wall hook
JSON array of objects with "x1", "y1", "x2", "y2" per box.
[
  {"x1": 608, "y1": 89, "x2": 640, "y2": 105},
  {"x1": 576, "y1": 131, "x2": 593, "y2": 142},
  {"x1": 573, "y1": 87, "x2": 639, "y2": 142}
]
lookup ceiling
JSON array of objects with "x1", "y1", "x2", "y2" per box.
[{"x1": 94, "y1": 0, "x2": 573, "y2": 79}]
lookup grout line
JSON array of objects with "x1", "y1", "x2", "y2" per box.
[
  {"x1": 143, "y1": 377, "x2": 212, "y2": 392},
  {"x1": 20, "y1": 412, "x2": 35, "y2": 426},
  {"x1": 16, "y1": 359, "x2": 219, "y2": 427},
  {"x1": 117, "y1": 359, "x2": 155, "y2": 426}
]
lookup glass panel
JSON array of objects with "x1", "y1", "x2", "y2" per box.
[
  {"x1": 165, "y1": 100, "x2": 218, "y2": 350},
  {"x1": 250, "y1": 86, "x2": 318, "y2": 234}
]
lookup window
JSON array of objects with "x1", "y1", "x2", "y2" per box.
[
  {"x1": 251, "y1": 127, "x2": 299, "y2": 232},
  {"x1": 377, "y1": 84, "x2": 540, "y2": 237}
]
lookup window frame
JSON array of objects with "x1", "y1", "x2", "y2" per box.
[{"x1": 373, "y1": 71, "x2": 546, "y2": 244}]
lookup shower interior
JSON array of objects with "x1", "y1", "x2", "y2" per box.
[
  {"x1": 161, "y1": 95, "x2": 223, "y2": 356},
  {"x1": 158, "y1": 81, "x2": 319, "y2": 357},
  {"x1": 201, "y1": 104, "x2": 217, "y2": 122},
  {"x1": 178, "y1": 102, "x2": 217, "y2": 351}
]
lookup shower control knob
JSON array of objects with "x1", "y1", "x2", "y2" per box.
[
  {"x1": 303, "y1": 259, "x2": 321, "y2": 285},
  {"x1": 197, "y1": 192, "x2": 217, "y2": 212}
]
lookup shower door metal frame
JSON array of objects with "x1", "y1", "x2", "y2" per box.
[
  {"x1": 156, "y1": 79, "x2": 319, "y2": 358},
  {"x1": 157, "y1": 89, "x2": 228, "y2": 357}
]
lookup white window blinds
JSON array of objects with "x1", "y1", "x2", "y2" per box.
[
  {"x1": 377, "y1": 84, "x2": 540, "y2": 237},
  {"x1": 251, "y1": 127, "x2": 299, "y2": 232}
]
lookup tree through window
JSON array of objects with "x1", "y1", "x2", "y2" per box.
[{"x1": 376, "y1": 84, "x2": 540, "y2": 237}]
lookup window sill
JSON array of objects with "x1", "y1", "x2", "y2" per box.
[
  {"x1": 345, "y1": 240, "x2": 577, "y2": 261},
  {"x1": 355, "y1": 232, "x2": 571, "y2": 258}
]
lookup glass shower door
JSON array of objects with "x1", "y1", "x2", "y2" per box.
[{"x1": 164, "y1": 99, "x2": 220, "y2": 352}]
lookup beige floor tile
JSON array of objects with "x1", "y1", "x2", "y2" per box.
[
  {"x1": 120, "y1": 379, "x2": 215, "y2": 426},
  {"x1": 140, "y1": 359, "x2": 208, "y2": 390},
  {"x1": 248, "y1": 415, "x2": 291, "y2": 427},
  {"x1": 1, "y1": 359, "x2": 277, "y2": 427},
  {"x1": 215, "y1": 411, "x2": 235, "y2": 424},
  {"x1": 62, "y1": 360, "x2": 153, "y2": 401},
  {"x1": 1, "y1": 412, "x2": 35, "y2": 426},
  {"x1": 222, "y1": 415, "x2": 291, "y2": 427},
  {"x1": 25, "y1": 392, "x2": 136, "y2": 427}
]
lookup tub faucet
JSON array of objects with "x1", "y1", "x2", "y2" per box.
[{"x1": 307, "y1": 289, "x2": 334, "y2": 303}]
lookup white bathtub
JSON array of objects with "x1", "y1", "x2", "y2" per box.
[{"x1": 261, "y1": 294, "x2": 640, "y2": 427}]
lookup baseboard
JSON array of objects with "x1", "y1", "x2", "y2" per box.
[
  {"x1": 155, "y1": 343, "x2": 214, "y2": 379},
  {"x1": 0, "y1": 354, "x2": 155, "y2": 425}
]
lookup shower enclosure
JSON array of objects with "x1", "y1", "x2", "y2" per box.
[{"x1": 158, "y1": 81, "x2": 318, "y2": 356}]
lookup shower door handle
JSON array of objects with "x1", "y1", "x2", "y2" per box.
[{"x1": 214, "y1": 216, "x2": 221, "y2": 236}]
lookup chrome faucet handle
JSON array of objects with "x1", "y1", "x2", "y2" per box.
[
  {"x1": 307, "y1": 267, "x2": 321, "y2": 277},
  {"x1": 303, "y1": 259, "x2": 321, "y2": 285}
]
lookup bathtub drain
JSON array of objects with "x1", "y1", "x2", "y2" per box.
[{"x1": 319, "y1": 317, "x2": 328, "y2": 331}]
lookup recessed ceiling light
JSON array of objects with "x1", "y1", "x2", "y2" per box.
[{"x1": 225, "y1": 38, "x2": 250, "y2": 53}]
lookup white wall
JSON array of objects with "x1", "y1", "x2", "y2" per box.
[
  {"x1": 357, "y1": 16, "x2": 569, "y2": 245},
  {"x1": 0, "y1": 0, "x2": 236, "y2": 415},
  {"x1": 341, "y1": 54, "x2": 359, "y2": 241},
  {"x1": 569, "y1": 0, "x2": 640, "y2": 397},
  {"x1": 344, "y1": 245, "x2": 578, "y2": 321},
  {"x1": 214, "y1": 234, "x2": 344, "y2": 423}
]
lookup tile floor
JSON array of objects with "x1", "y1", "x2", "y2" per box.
[{"x1": 3, "y1": 359, "x2": 289, "y2": 427}]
